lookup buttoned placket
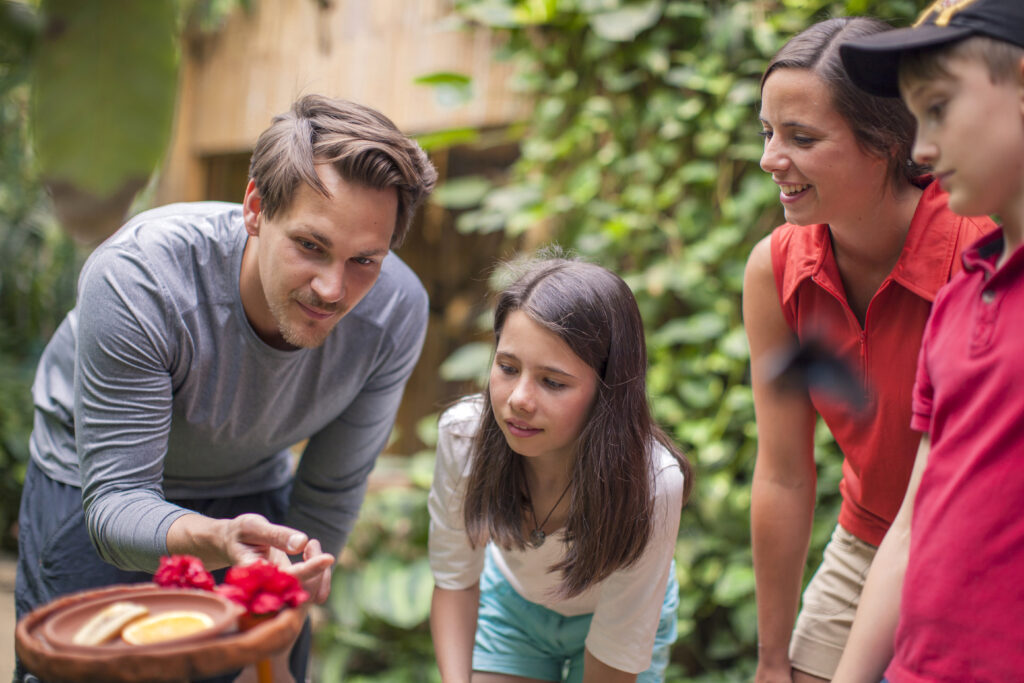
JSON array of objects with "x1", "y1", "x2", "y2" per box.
[{"x1": 972, "y1": 263, "x2": 1001, "y2": 356}]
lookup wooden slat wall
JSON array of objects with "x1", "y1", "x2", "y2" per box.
[{"x1": 157, "y1": 0, "x2": 526, "y2": 204}]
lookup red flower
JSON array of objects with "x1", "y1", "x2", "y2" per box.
[
  {"x1": 154, "y1": 555, "x2": 216, "y2": 591},
  {"x1": 215, "y1": 560, "x2": 309, "y2": 615}
]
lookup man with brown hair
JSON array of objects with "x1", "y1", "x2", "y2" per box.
[{"x1": 16, "y1": 95, "x2": 437, "y2": 681}]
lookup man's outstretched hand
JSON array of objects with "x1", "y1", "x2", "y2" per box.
[{"x1": 167, "y1": 512, "x2": 335, "y2": 603}]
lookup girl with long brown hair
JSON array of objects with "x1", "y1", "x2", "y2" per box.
[{"x1": 428, "y1": 256, "x2": 692, "y2": 683}]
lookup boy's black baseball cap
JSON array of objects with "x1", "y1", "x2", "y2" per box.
[{"x1": 840, "y1": 0, "x2": 1024, "y2": 98}]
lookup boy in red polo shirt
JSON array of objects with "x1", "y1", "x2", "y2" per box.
[{"x1": 832, "y1": 1, "x2": 1024, "y2": 681}]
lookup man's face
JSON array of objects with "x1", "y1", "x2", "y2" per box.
[
  {"x1": 904, "y1": 54, "x2": 1024, "y2": 219},
  {"x1": 240, "y1": 164, "x2": 397, "y2": 349}
]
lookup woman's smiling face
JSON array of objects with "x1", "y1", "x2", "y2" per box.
[
  {"x1": 488, "y1": 310, "x2": 599, "y2": 464},
  {"x1": 759, "y1": 68, "x2": 889, "y2": 228}
]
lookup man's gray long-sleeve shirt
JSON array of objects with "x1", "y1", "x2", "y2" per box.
[{"x1": 29, "y1": 202, "x2": 428, "y2": 572}]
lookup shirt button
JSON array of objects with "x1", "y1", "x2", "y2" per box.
[{"x1": 982, "y1": 290, "x2": 995, "y2": 303}]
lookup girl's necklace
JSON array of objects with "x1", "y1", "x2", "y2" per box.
[{"x1": 527, "y1": 481, "x2": 572, "y2": 549}]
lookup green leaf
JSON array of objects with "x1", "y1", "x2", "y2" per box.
[
  {"x1": 357, "y1": 557, "x2": 434, "y2": 629},
  {"x1": 440, "y1": 341, "x2": 493, "y2": 383},
  {"x1": 457, "y1": 0, "x2": 521, "y2": 28},
  {"x1": 713, "y1": 564, "x2": 755, "y2": 605},
  {"x1": 588, "y1": 0, "x2": 663, "y2": 41},
  {"x1": 664, "y1": 1, "x2": 707, "y2": 19},
  {"x1": 31, "y1": 0, "x2": 179, "y2": 195},
  {"x1": 414, "y1": 72, "x2": 472, "y2": 87},
  {"x1": 414, "y1": 127, "x2": 480, "y2": 152},
  {"x1": 414, "y1": 414, "x2": 440, "y2": 449},
  {"x1": 653, "y1": 312, "x2": 727, "y2": 346},
  {"x1": 513, "y1": 0, "x2": 558, "y2": 24},
  {"x1": 432, "y1": 175, "x2": 493, "y2": 209},
  {"x1": 415, "y1": 71, "x2": 474, "y2": 108}
]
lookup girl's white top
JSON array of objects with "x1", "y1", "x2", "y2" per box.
[{"x1": 428, "y1": 396, "x2": 686, "y2": 674}]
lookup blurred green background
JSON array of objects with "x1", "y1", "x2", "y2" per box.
[{"x1": 0, "y1": 0, "x2": 921, "y2": 680}]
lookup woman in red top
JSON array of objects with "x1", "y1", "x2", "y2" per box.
[{"x1": 742, "y1": 17, "x2": 994, "y2": 683}]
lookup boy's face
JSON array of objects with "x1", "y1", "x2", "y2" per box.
[{"x1": 903, "y1": 54, "x2": 1024, "y2": 218}]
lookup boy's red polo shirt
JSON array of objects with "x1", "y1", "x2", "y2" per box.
[{"x1": 890, "y1": 229, "x2": 1024, "y2": 681}]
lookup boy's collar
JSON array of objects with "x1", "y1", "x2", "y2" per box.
[{"x1": 839, "y1": 0, "x2": 1024, "y2": 98}]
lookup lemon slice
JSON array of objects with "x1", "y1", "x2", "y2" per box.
[{"x1": 121, "y1": 610, "x2": 215, "y2": 645}]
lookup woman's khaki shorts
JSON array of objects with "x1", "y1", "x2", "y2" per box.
[{"x1": 789, "y1": 524, "x2": 877, "y2": 679}]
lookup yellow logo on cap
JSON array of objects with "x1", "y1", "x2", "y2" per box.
[{"x1": 915, "y1": 0, "x2": 980, "y2": 27}]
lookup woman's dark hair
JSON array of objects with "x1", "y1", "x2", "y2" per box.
[
  {"x1": 248, "y1": 94, "x2": 437, "y2": 248},
  {"x1": 761, "y1": 16, "x2": 929, "y2": 191},
  {"x1": 462, "y1": 256, "x2": 693, "y2": 598}
]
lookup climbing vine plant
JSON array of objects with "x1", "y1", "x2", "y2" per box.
[{"x1": 433, "y1": 0, "x2": 919, "y2": 677}]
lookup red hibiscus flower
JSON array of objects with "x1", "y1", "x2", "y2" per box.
[
  {"x1": 216, "y1": 560, "x2": 309, "y2": 615},
  {"x1": 154, "y1": 554, "x2": 216, "y2": 591}
]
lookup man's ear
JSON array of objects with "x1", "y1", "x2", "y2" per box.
[{"x1": 242, "y1": 179, "x2": 262, "y2": 237}]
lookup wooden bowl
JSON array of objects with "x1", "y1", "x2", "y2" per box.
[
  {"x1": 16, "y1": 583, "x2": 306, "y2": 682},
  {"x1": 41, "y1": 585, "x2": 242, "y2": 654}
]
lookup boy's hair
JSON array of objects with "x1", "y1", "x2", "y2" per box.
[
  {"x1": 762, "y1": 17, "x2": 928, "y2": 193},
  {"x1": 462, "y1": 256, "x2": 693, "y2": 599},
  {"x1": 900, "y1": 34, "x2": 1024, "y2": 92},
  {"x1": 840, "y1": 0, "x2": 1024, "y2": 99},
  {"x1": 248, "y1": 95, "x2": 437, "y2": 248}
]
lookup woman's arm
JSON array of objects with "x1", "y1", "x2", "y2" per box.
[
  {"x1": 743, "y1": 236, "x2": 819, "y2": 683},
  {"x1": 430, "y1": 584, "x2": 480, "y2": 683},
  {"x1": 832, "y1": 436, "x2": 928, "y2": 683},
  {"x1": 583, "y1": 648, "x2": 637, "y2": 683}
]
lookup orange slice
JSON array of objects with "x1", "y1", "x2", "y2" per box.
[{"x1": 121, "y1": 610, "x2": 215, "y2": 645}]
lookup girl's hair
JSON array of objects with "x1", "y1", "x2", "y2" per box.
[
  {"x1": 761, "y1": 17, "x2": 929, "y2": 192},
  {"x1": 462, "y1": 256, "x2": 693, "y2": 598},
  {"x1": 900, "y1": 35, "x2": 1024, "y2": 92}
]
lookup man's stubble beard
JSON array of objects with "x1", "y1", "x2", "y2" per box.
[{"x1": 270, "y1": 294, "x2": 346, "y2": 349}]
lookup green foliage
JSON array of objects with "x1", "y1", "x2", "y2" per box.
[
  {"x1": 316, "y1": 454, "x2": 440, "y2": 682},
  {"x1": 407, "y1": 0, "x2": 918, "y2": 678},
  {"x1": 32, "y1": 0, "x2": 180, "y2": 196},
  {"x1": 0, "y1": 0, "x2": 249, "y2": 549},
  {"x1": 0, "y1": 79, "x2": 82, "y2": 550}
]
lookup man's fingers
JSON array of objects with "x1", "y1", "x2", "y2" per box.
[
  {"x1": 285, "y1": 547, "x2": 335, "y2": 604},
  {"x1": 288, "y1": 552, "x2": 335, "y2": 579},
  {"x1": 296, "y1": 557, "x2": 332, "y2": 605},
  {"x1": 315, "y1": 564, "x2": 332, "y2": 603},
  {"x1": 232, "y1": 513, "x2": 308, "y2": 555},
  {"x1": 302, "y1": 538, "x2": 324, "y2": 561}
]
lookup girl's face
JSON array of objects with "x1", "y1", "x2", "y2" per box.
[
  {"x1": 489, "y1": 310, "x2": 599, "y2": 465},
  {"x1": 759, "y1": 68, "x2": 889, "y2": 228}
]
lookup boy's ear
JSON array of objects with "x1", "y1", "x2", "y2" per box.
[{"x1": 242, "y1": 179, "x2": 262, "y2": 237}]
